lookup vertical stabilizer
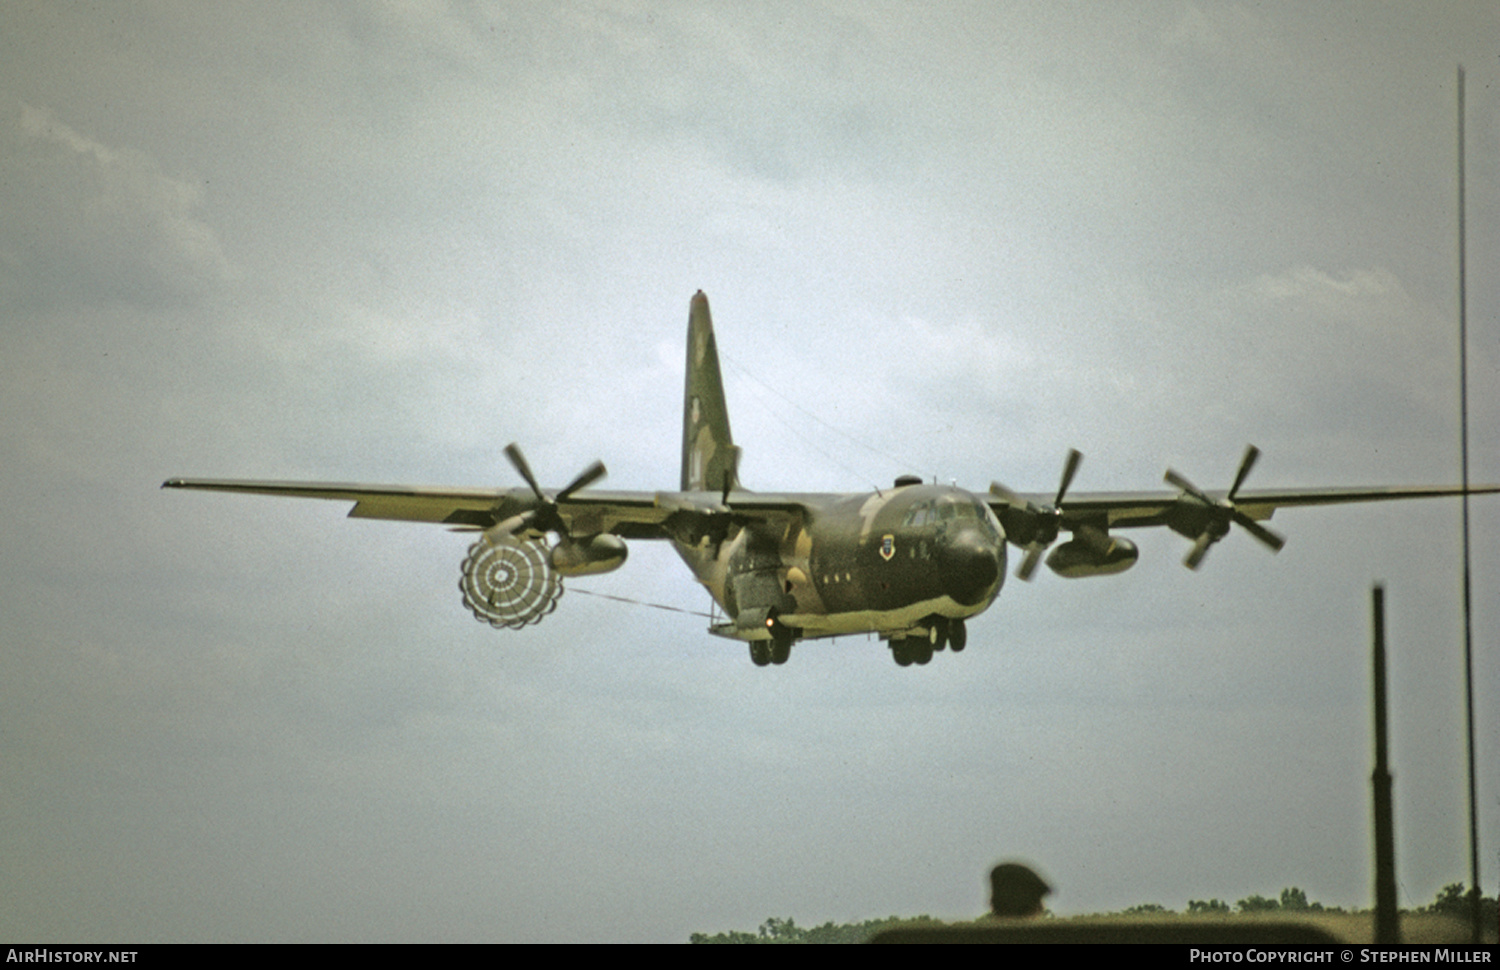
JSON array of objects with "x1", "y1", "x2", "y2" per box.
[{"x1": 681, "y1": 291, "x2": 740, "y2": 492}]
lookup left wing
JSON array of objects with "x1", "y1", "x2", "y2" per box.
[
  {"x1": 1047, "y1": 484, "x2": 1500, "y2": 530},
  {"x1": 987, "y1": 446, "x2": 1499, "y2": 575}
]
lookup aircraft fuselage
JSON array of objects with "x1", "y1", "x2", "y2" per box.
[{"x1": 677, "y1": 482, "x2": 1006, "y2": 645}]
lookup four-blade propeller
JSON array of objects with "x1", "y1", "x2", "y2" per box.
[
  {"x1": 1164, "y1": 445, "x2": 1285, "y2": 569},
  {"x1": 991, "y1": 448, "x2": 1082, "y2": 580},
  {"x1": 502, "y1": 442, "x2": 606, "y2": 536}
]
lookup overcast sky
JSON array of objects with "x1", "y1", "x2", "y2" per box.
[{"x1": 2, "y1": 1, "x2": 1497, "y2": 943}]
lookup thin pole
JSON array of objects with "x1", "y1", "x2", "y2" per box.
[
  {"x1": 1371, "y1": 585, "x2": 1399, "y2": 944},
  {"x1": 1456, "y1": 65, "x2": 1481, "y2": 945}
]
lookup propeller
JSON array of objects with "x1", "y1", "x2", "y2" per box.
[
  {"x1": 990, "y1": 449, "x2": 1082, "y2": 580},
  {"x1": 721, "y1": 446, "x2": 741, "y2": 504},
  {"x1": 457, "y1": 444, "x2": 607, "y2": 630},
  {"x1": 657, "y1": 446, "x2": 742, "y2": 556},
  {"x1": 1163, "y1": 445, "x2": 1285, "y2": 569},
  {"x1": 502, "y1": 442, "x2": 607, "y2": 536}
]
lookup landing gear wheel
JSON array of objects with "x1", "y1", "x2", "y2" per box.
[
  {"x1": 948, "y1": 619, "x2": 967, "y2": 653},
  {"x1": 770, "y1": 636, "x2": 792, "y2": 665},
  {"x1": 891, "y1": 639, "x2": 913, "y2": 667},
  {"x1": 910, "y1": 639, "x2": 934, "y2": 665},
  {"x1": 928, "y1": 617, "x2": 949, "y2": 651},
  {"x1": 749, "y1": 641, "x2": 771, "y2": 667}
]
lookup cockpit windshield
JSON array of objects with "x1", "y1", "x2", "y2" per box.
[{"x1": 902, "y1": 495, "x2": 1001, "y2": 541}]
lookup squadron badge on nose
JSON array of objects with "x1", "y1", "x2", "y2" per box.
[{"x1": 880, "y1": 534, "x2": 895, "y2": 561}]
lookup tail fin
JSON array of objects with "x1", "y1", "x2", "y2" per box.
[{"x1": 681, "y1": 291, "x2": 740, "y2": 492}]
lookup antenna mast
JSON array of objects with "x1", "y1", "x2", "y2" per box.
[{"x1": 1455, "y1": 64, "x2": 1481, "y2": 945}]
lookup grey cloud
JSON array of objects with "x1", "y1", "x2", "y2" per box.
[{"x1": 1, "y1": 102, "x2": 237, "y2": 309}]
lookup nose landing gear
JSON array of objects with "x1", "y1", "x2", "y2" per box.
[{"x1": 888, "y1": 618, "x2": 966, "y2": 667}]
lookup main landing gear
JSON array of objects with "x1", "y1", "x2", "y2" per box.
[
  {"x1": 749, "y1": 620, "x2": 795, "y2": 666},
  {"x1": 746, "y1": 618, "x2": 967, "y2": 668},
  {"x1": 889, "y1": 618, "x2": 966, "y2": 667},
  {"x1": 748, "y1": 636, "x2": 792, "y2": 666}
]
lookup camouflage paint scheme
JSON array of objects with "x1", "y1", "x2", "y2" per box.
[{"x1": 165, "y1": 292, "x2": 1499, "y2": 667}]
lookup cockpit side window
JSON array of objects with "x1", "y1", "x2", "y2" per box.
[{"x1": 973, "y1": 498, "x2": 1002, "y2": 541}]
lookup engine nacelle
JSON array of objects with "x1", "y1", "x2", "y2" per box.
[
  {"x1": 549, "y1": 534, "x2": 628, "y2": 577},
  {"x1": 1046, "y1": 534, "x2": 1139, "y2": 578}
]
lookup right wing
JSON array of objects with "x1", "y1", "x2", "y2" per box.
[
  {"x1": 162, "y1": 478, "x2": 673, "y2": 538},
  {"x1": 160, "y1": 478, "x2": 810, "y2": 540}
]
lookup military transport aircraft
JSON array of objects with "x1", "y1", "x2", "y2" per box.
[{"x1": 165, "y1": 291, "x2": 1497, "y2": 667}]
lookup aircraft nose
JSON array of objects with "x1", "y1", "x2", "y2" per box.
[{"x1": 940, "y1": 528, "x2": 1003, "y2": 606}]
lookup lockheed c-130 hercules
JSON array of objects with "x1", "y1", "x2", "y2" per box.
[{"x1": 165, "y1": 291, "x2": 1497, "y2": 668}]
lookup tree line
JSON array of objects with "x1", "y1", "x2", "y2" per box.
[{"x1": 689, "y1": 883, "x2": 1496, "y2": 943}]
